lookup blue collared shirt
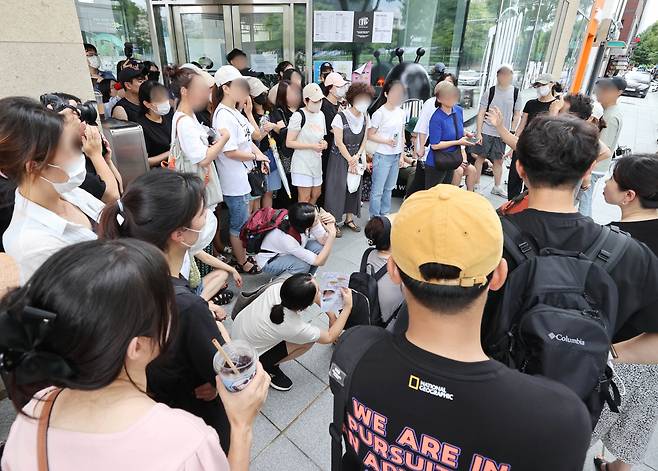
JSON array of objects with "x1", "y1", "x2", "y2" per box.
[{"x1": 428, "y1": 105, "x2": 464, "y2": 166}]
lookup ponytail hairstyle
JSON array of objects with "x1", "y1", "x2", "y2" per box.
[
  {"x1": 169, "y1": 66, "x2": 199, "y2": 100},
  {"x1": 368, "y1": 80, "x2": 402, "y2": 116},
  {"x1": 269, "y1": 273, "x2": 317, "y2": 325},
  {"x1": 0, "y1": 239, "x2": 177, "y2": 411},
  {"x1": 279, "y1": 202, "x2": 317, "y2": 235},
  {"x1": 98, "y1": 169, "x2": 205, "y2": 250},
  {"x1": 612, "y1": 154, "x2": 658, "y2": 209}
]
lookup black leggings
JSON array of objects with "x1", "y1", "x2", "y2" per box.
[{"x1": 424, "y1": 165, "x2": 454, "y2": 189}]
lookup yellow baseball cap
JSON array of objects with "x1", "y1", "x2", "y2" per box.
[{"x1": 391, "y1": 185, "x2": 503, "y2": 287}]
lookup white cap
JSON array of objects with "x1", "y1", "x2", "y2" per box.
[
  {"x1": 591, "y1": 101, "x2": 604, "y2": 120},
  {"x1": 214, "y1": 65, "x2": 244, "y2": 86},
  {"x1": 181, "y1": 63, "x2": 215, "y2": 88},
  {"x1": 245, "y1": 76, "x2": 268, "y2": 97},
  {"x1": 303, "y1": 83, "x2": 324, "y2": 102},
  {"x1": 324, "y1": 72, "x2": 347, "y2": 88}
]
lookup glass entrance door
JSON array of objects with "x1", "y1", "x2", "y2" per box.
[
  {"x1": 231, "y1": 5, "x2": 293, "y2": 75},
  {"x1": 165, "y1": 4, "x2": 294, "y2": 75},
  {"x1": 172, "y1": 5, "x2": 233, "y2": 71}
]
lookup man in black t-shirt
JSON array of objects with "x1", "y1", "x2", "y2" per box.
[
  {"x1": 483, "y1": 115, "x2": 658, "y2": 359},
  {"x1": 112, "y1": 67, "x2": 145, "y2": 122},
  {"x1": 339, "y1": 184, "x2": 592, "y2": 470}
]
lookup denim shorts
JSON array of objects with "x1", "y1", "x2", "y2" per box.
[{"x1": 224, "y1": 193, "x2": 251, "y2": 236}]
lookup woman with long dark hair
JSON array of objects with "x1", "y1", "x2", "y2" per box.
[
  {"x1": 232, "y1": 273, "x2": 353, "y2": 390},
  {"x1": 0, "y1": 97, "x2": 104, "y2": 284},
  {"x1": 99, "y1": 169, "x2": 235, "y2": 449},
  {"x1": 0, "y1": 239, "x2": 269, "y2": 470},
  {"x1": 136, "y1": 80, "x2": 173, "y2": 167}
]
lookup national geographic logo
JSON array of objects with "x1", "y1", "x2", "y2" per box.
[{"x1": 408, "y1": 375, "x2": 454, "y2": 400}]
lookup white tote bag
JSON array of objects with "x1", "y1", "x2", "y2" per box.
[{"x1": 346, "y1": 153, "x2": 366, "y2": 193}]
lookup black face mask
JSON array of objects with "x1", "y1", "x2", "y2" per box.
[
  {"x1": 253, "y1": 94, "x2": 267, "y2": 106},
  {"x1": 148, "y1": 71, "x2": 160, "y2": 82}
]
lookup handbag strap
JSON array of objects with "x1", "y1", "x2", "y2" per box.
[
  {"x1": 450, "y1": 111, "x2": 460, "y2": 141},
  {"x1": 37, "y1": 388, "x2": 63, "y2": 471}
]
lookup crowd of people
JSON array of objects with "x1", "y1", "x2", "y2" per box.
[{"x1": 0, "y1": 42, "x2": 656, "y2": 471}]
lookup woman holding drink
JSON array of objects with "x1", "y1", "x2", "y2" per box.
[
  {"x1": 0, "y1": 238, "x2": 269, "y2": 471},
  {"x1": 99, "y1": 169, "x2": 235, "y2": 450}
]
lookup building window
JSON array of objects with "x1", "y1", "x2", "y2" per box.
[{"x1": 75, "y1": 0, "x2": 154, "y2": 74}]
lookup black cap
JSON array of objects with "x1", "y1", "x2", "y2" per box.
[
  {"x1": 117, "y1": 66, "x2": 145, "y2": 85},
  {"x1": 596, "y1": 76, "x2": 627, "y2": 91},
  {"x1": 320, "y1": 62, "x2": 333, "y2": 72},
  {"x1": 226, "y1": 48, "x2": 247, "y2": 63}
]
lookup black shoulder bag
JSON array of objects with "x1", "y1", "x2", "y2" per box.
[{"x1": 431, "y1": 112, "x2": 463, "y2": 171}]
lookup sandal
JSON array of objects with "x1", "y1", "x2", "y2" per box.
[
  {"x1": 593, "y1": 457, "x2": 608, "y2": 471},
  {"x1": 335, "y1": 224, "x2": 342, "y2": 238},
  {"x1": 236, "y1": 260, "x2": 262, "y2": 275},
  {"x1": 212, "y1": 288, "x2": 234, "y2": 306},
  {"x1": 344, "y1": 220, "x2": 361, "y2": 232}
]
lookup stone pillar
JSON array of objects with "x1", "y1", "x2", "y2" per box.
[
  {"x1": 0, "y1": 0, "x2": 94, "y2": 101},
  {"x1": 545, "y1": 0, "x2": 581, "y2": 80}
]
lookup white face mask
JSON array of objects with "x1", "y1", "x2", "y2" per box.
[
  {"x1": 536, "y1": 85, "x2": 551, "y2": 98},
  {"x1": 334, "y1": 85, "x2": 347, "y2": 98},
  {"x1": 41, "y1": 153, "x2": 87, "y2": 195},
  {"x1": 354, "y1": 100, "x2": 370, "y2": 114},
  {"x1": 87, "y1": 55, "x2": 101, "y2": 69},
  {"x1": 153, "y1": 101, "x2": 171, "y2": 116},
  {"x1": 306, "y1": 100, "x2": 322, "y2": 113},
  {"x1": 181, "y1": 210, "x2": 217, "y2": 255}
]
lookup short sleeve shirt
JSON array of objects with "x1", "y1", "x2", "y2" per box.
[
  {"x1": 331, "y1": 108, "x2": 368, "y2": 134},
  {"x1": 172, "y1": 112, "x2": 210, "y2": 165},
  {"x1": 596, "y1": 104, "x2": 623, "y2": 173},
  {"x1": 428, "y1": 105, "x2": 464, "y2": 165},
  {"x1": 289, "y1": 110, "x2": 326, "y2": 177},
  {"x1": 213, "y1": 104, "x2": 255, "y2": 196},
  {"x1": 231, "y1": 283, "x2": 321, "y2": 355},
  {"x1": 479, "y1": 86, "x2": 522, "y2": 137},
  {"x1": 370, "y1": 106, "x2": 406, "y2": 154}
]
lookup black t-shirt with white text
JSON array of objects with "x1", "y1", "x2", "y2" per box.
[
  {"x1": 342, "y1": 333, "x2": 591, "y2": 471},
  {"x1": 483, "y1": 210, "x2": 658, "y2": 344}
]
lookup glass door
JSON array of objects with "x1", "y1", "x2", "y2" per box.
[
  {"x1": 231, "y1": 5, "x2": 293, "y2": 76},
  {"x1": 172, "y1": 5, "x2": 233, "y2": 71}
]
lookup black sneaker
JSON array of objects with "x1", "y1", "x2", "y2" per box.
[{"x1": 269, "y1": 366, "x2": 293, "y2": 391}]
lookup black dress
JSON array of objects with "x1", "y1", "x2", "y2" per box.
[{"x1": 318, "y1": 98, "x2": 340, "y2": 206}]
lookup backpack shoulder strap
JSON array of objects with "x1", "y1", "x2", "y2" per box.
[
  {"x1": 298, "y1": 109, "x2": 306, "y2": 128},
  {"x1": 513, "y1": 87, "x2": 520, "y2": 109},
  {"x1": 373, "y1": 264, "x2": 388, "y2": 281},
  {"x1": 501, "y1": 216, "x2": 537, "y2": 265},
  {"x1": 359, "y1": 247, "x2": 376, "y2": 273},
  {"x1": 584, "y1": 225, "x2": 630, "y2": 274},
  {"x1": 486, "y1": 86, "x2": 496, "y2": 112},
  {"x1": 329, "y1": 326, "x2": 389, "y2": 471}
]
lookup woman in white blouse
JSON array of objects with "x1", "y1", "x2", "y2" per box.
[
  {"x1": 0, "y1": 97, "x2": 104, "y2": 284},
  {"x1": 212, "y1": 65, "x2": 270, "y2": 275}
]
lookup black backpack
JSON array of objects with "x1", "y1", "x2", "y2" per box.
[
  {"x1": 346, "y1": 248, "x2": 397, "y2": 329},
  {"x1": 329, "y1": 325, "x2": 389, "y2": 471},
  {"x1": 486, "y1": 85, "x2": 519, "y2": 112},
  {"x1": 279, "y1": 108, "x2": 306, "y2": 162},
  {"x1": 488, "y1": 218, "x2": 629, "y2": 427}
]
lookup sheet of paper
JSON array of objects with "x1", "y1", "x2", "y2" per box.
[
  {"x1": 314, "y1": 11, "x2": 354, "y2": 42},
  {"x1": 373, "y1": 11, "x2": 395, "y2": 43},
  {"x1": 250, "y1": 53, "x2": 279, "y2": 74},
  {"x1": 319, "y1": 272, "x2": 349, "y2": 312}
]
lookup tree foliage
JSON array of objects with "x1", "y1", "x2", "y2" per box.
[{"x1": 632, "y1": 21, "x2": 658, "y2": 66}]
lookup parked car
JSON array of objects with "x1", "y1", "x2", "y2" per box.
[
  {"x1": 622, "y1": 71, "x2": 651, "y2": 98},
  {"x1": 458, "y1": 70, "x2": 482, "y2": 86}
]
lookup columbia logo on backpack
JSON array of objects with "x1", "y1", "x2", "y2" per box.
[
  {"x1": 487, "y1": 217, "x2": 630, "y2": 427},
  {"x1": 548, "y1": 332, "x2": 586, "y2": 346}
]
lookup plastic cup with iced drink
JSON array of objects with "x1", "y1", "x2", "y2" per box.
[{"x1": 213, "y1": 339, "x2": 258, "y2": 392}]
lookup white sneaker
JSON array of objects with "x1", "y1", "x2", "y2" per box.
[{"x1": 491, "y1": 186, "x2": 507, "y2": 197}]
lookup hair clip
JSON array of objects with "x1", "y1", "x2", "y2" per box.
[{"x1": 116, "y1": 199, "x2": 125, "y2": 226}]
